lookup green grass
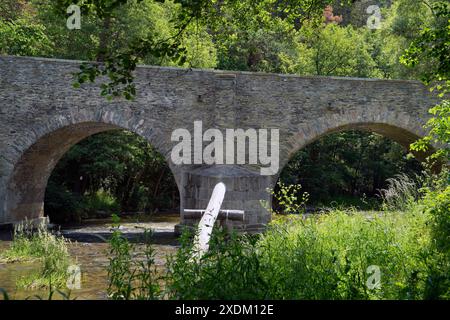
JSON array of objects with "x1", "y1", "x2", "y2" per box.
[
  {"x1": 164, "y1": 204, "x2": 448, "y2": 300},
  {"x1": 0, "y1": 220, "x2": 71, "y2": 289},
  {"x1": 259, "y1": 208, "x2": 432, "y2": 299},
  {"x1": 164, "y1": 172, "x2": 448, "y2": 300},
  {"x1": 103, "y1": 172, "x2": 448, "y2": 300}
]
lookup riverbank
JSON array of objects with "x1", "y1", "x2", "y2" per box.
[{"x1": 0, "y1": 213, "x2": 180, "y2": 300}]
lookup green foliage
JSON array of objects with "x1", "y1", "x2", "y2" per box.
[
  {"x1": 46, "y1": 130, "x2": 179, "y2": 222},
  {"x1": 208, "y1": 0, "x2": 295, "y2": 72},
  {"x1": 400, "y1": 1, "x2": 450, "y2": 90},
  {"x1": 83, "y1": 189, "x2": 121, "y2": 216},
  {"x1": 0, "y1": 0, "x2": 29, "y2": 21},
  {"x1": 1, "y1": 0, "x2": 444, "y2": 98},
  {"x1": 279, "y1": 131, "x2": 422, "y2": 206},
  {"x1": 281, "y1": 23, "x2": 377, "y2": 77},
  {"x1": 163, "y1": 207, "x2": 441, "y2": 299},
  {"x1": 422, "y1": 175, "x2": 450, "y2": 254},
  {"x1": 1, "y1": 220, "x2": 71, "y2": 289},
  {"x1": 63, "y1": 0, "x2": 219, "y2": 99},
  {"x1": 268, "y1": 181, "x2": 309, "y2": 214},
  {"x1": 260, "y1": 209, "x2": 432, "y2": 299},
  {"x1": 46, "y1": 0, "x2": 352, "y2": 99},
  {"x1": 31, "y1": 0, "x2": 103, "y2": 61},
  {"x1": 400, "y1": 1, "x2": 449, "y2": 163},
  {"x1": 166, "y1": 229, "x2": 268, "y2": 299},
  {"x1": 364, "y1": 0, "x2": 430, "y2": 81},
  {"x1": 410, "y1": 100, "x2": 450, "y2": 161},
  {"x1": 0, "y1": 18, "x2": 51, "y2": 56},
  {"x1": 421, "y1": 189, "x2": 450, "y2": 299},
  {"x1": 385, "y1": 0, "x2": 434, "y2": 40},
  {"x1": 107, "y1": 215, "x2": 161, "y2": 299},
  {"x1": 397, "y1": 1, "x2": 450, "y2": 298},
  {"x1": 107, "y1": 220, "x2": 135, "y2": 299},
  {"x1": 44, "y1": 181, "x2": 84, "y2": 223},
  {"x1": 0, "y1": 0, "x2": 52, "y2": 56}
]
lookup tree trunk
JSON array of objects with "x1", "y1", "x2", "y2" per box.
[{"x1": 97, "y1": 15, "x2": 111, "y2": 62}]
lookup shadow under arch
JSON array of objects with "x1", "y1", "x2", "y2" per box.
[
  {"x1": 281, "y1": 106, "x2": 431, "y2": 168},
  {"x1": 273, "y1": 110, "x2": 432, "y2": 201},
  {"x1": 5, "y1": 121, "x2": 180, "y2": 224}
]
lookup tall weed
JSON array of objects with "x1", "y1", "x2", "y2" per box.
[{"x1": 1, "y1": 219, "x2": 71, "y2": 289}]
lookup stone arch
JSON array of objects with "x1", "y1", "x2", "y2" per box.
[
  {"x1": 4, "y1": 112, "x2": 180, "y2": 224},
  {"x1": 274, "y1": 109, "x2": 429, "y2": 190}
]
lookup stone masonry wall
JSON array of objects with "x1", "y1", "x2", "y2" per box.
[{"x1": 0, "y1": 55, "x2": 437, "y2": 231}]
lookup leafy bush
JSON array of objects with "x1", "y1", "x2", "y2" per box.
[
  {"x1": 420, "y1": 170, "x2": 450, "y2": 299},
  {"x1": 44, "y1": 181, "x2": 85, "y2": 223},
  {"x1": 411, "y1": 100, "x2": 450, "y2": 162},
  {"x1": 163, "y1": 207, "x2": 438, "y2": 300},
  {"x1": 166, "y1": 229, "x2": 267, "y2": 299},
  {"x1": 82, "y1": 189, "x2": 121, "y2": 216},
  {"x1": 260, "y1": 209, "x2": 432, "y2": 299},
  {"x1": 162, "y1": 206, "x2": 436, "y2": 300},
  {"x1": 102, "y1": 193, "x2": 448, "y2": 300},
  {"x1": 268, "y1": 182, "x2": 309, "y2": 215},
  {"x1": 0, "y1": 18, "x2": 51, "y2": 56},
  {"x1": 107, "y1": 215, "x2": 161, "y2": 300}
]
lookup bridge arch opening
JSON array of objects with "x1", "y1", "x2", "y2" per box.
[
  {"x1": 5, "y1": 122, "x2": 181, "y2": 226},
  {"x1": 273, "y1": 123, "x2": 427, "y2": 213}
]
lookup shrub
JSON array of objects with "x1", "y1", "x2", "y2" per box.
[
  {"x1": 267, "y1": 182, "x2": 309, "y2": 215},
  {"x1": 44, "y1": 181, "x2": 84, "y2": 223},
  {"x1": 82, "y1": 189, "x2": 120, "y2": 216},
  {"x1": 107, "y1": 215, "x2": 161, "y2": 300},
  {"x1": 420, "y1": 170, "x2": 450, "y2": 299},
  {"x1": 259, "y1": 209, "x2": 431, "y2": 299},
  {"x1": 105, "y1": 176, "x2": 448, "y2": 300},
  {"x1": 166, "y1": 229, "x2": 267, "y2": 299}
]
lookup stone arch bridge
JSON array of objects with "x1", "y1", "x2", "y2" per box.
[{"x1": 0, "y1": 56, "x2": 437, "y2": 232}]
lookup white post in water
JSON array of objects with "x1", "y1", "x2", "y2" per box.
[{"x1": 192, "y1": 182, "x2": 226, "y2": 259}]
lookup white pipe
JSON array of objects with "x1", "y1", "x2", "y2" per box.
[{"x1": 191, "y1": 182, "x2": 226, "y2": 259}]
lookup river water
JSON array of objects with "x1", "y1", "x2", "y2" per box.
[{"x1": 0, "y1": 213, "x2": 180, "y2": 300}]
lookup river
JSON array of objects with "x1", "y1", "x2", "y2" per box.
[{"x1": 0, "y1": 213, "x2": 180, "y2": 300}]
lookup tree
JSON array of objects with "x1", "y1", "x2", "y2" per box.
[
  {"x1": 401, "y1": 1, "x2": 449, "y2": 161},
  {"x1": 0, "y1": 1, "x2": 52, "y2": 56},
  {"x1": 46, "y1": 130, "x2": 179, "y2": 222},
  {"x1": 400, "y1": 0, "x2": 449, "y2": 300},
  {"x1": 48, "y1": 0, "x2": 350, "y2": 99},
  {"x1": 280, "y1": 23, "x2": 377, "y2": 77},
  {"x1": 279, "y1": 130, "x2": 422, "y2": 206}
]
